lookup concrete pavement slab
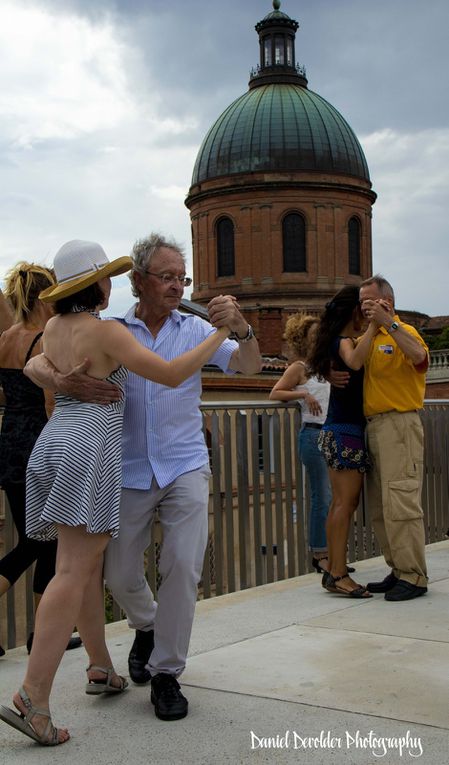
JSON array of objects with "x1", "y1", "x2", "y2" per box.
[
  {"x1": 0, "y1": 543, "x2": 447, "y2": 764},
  {"x1": 0, "y1": 677, "x2": 446, "y2": 765},
  {"x1": 304, "y1": 587, "x2": 449, "y2": 642},
  {"x1": 184, "y1": 624, "x2": 448, "y2": 728}
]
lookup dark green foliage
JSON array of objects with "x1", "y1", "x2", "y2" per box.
[{"x1": 420, "y1": 326, "x2": 449, "y2": 351}]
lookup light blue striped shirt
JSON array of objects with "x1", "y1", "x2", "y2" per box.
[{"x1": 113, "y1": 305, "x2": 237, "y2": 490}]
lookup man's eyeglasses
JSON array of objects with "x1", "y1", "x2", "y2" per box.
[{"x1": 144, "y1": 272, "x2": 192, "y2": 287}]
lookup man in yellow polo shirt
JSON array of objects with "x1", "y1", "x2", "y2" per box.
[{"x1": 359, "y1": 275, "x2": 429, "y2": 602}]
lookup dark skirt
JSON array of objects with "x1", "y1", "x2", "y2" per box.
[{"x1": 318, "y1": 422, "x2": 370, "y2": 473}]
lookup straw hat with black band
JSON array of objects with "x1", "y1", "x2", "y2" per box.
[{"x1": 39, "y1": 240, "x2": 132, "y2": 303}]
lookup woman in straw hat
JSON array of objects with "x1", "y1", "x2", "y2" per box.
[{"x1": 0, "y1": 240, "x2": 230, "y2": 746}]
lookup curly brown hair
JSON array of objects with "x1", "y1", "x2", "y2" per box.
[{"x1": 283, "y1": 313, "x2": 319, "y2": 359}]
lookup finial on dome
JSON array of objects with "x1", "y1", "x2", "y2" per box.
[{"x1": 273, "y1": 0, "x2": 281, "y2": 10}]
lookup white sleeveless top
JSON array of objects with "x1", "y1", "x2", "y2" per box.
[{"x1": 296, "y1": 372, "x2": 330, "y2": 426}]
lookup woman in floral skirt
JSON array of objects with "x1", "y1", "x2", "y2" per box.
[{"x1": 308, "y1": 285, "x2": 376, "y2": 598}]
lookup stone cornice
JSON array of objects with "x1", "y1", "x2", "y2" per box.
[{"x1": 186, "y1": 177, "x2": 377, "y2": 207}]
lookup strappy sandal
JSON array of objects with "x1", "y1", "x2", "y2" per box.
[
  {"x1": 325, "y1": 573, "x2": 373, "y2": 599},
  {"x1": 0, "y1": 686, "x2": 68, "y2": 746},
  {"x1": 85, "y1": 665, "x2": 128, "y2": 695},
  {"x1": 313, "y1": 556, "x2": 355, "y2": 574}
]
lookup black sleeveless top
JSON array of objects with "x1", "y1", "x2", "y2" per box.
[{"x1": 0, "y1": 332, "x2": 48, "y2": 485}]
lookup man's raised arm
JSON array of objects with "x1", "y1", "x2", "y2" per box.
[
  {"x1": 208, "y1": 295, "x2": 262, "y2": 375},
  {"x1": 25, "y1": 355, "x2": 122, "y2": 404},
  {"x1": 363, "y1": 299, "x2": 428, "y2": 367}
]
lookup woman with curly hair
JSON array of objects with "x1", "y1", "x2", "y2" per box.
[
  {"x1": 308, "y1": 285, "x2": 377, "y2": 598},
  {"x1": 270, "y1": 313, "x2": 334, "y2": 572}
]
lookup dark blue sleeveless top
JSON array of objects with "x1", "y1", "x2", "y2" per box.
[{"x1": 324, "y1": 336, "x2": 365, "y2": 427}]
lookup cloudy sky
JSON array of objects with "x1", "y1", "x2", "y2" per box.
[{"x1": 1, "y1": 0, "x2": 448, "y2": 317}]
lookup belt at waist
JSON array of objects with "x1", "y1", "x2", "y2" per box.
[
  {"x1": 303, "y1": 422, "x2": 322, "y2": 430},
  {"x1": 366, "y1": 409, "x2": 419, "y2": 422}
]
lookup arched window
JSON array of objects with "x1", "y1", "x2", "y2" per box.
[
  {"x1": 348, "y1": 217, "x2": 361, "y2": 275},
  {"x1": 282, "y1": 213, "x2": 306, "y2": 272},
  {"x1": 216, "y1": 217, "x2": 235, "y2": 277}
]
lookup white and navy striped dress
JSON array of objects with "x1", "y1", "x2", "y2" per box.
[{"x1": 26, "y1": 365, "x2": 127, "y2": 541}]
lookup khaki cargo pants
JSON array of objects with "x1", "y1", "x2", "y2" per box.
[{"x1": 365, "y1": 410, "x2": 428, "y2": 587}]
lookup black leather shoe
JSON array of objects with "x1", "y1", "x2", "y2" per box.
[
  {"x1": 128, "y1": 629, "x2": 154, "y2": 684},
  {"x1": 0, "y1": 644, "x2": 5, "y2": 657},
  {"x1": 150, "y1": 673, "x2": 188, "y2": 720},
  {"x1": 366, "y1": 571, "x2": 398, "y2": 593},
  {"x1": 384, "y1": 580, "x2": 428, "y2": 601},
  {"x1": 26, "y1": 632, "x2": 82, "y2": 654}
]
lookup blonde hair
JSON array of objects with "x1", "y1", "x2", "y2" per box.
[
  {"x1": 3, "y1": 262, "x2": 55, "y2": 322},
  {"x1": 283, "y1": 313, "x2": 318, "y2": 358}
]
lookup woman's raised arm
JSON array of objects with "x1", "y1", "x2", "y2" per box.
[
  {"x1": 101, "y1": 320, "x2": 230, "y2": 387},
  {"x1": 338, "y1": 322, "x2": 377, "y2": 370}
]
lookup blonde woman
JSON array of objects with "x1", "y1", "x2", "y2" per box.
[
  {"x1": 0, "y1": 264, "x2": 64, "y2": 658},
  {"x1": 0, "y1": 240, "x2": 230, "y2": 746}
]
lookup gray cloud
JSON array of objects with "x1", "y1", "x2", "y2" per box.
[{"x1": 1, "y1": 0, "x2": 448, "y2": 317}]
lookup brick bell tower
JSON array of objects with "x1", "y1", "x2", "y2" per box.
[{"x1": 185, "y1": 1, "x2": 376, "y2": 356}]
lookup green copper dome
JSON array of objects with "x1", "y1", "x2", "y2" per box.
[
  {"x1": 191, "y1": 2, "x2": 370, "y2": 188},
  {"x1": 191, "y1": 83, "x2": 370, "y2": 185}
]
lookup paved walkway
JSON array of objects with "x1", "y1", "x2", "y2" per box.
[{"x1": 1, "y1": 541, "x2": 448, "y2": 765}]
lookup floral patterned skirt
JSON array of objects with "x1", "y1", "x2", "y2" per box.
[{"x1": 318, "y1": 422, "x2": 370, "y2": 473}]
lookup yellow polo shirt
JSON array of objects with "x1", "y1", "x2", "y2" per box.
[{"x1": 363, "y1": 317, "x2": 428, "y2": 416}]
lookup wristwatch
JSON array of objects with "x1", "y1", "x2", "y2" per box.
[
  {"x1": 388, "y1": 321, "x2": 399, "y2": 333},
  {"x1": 229, "y1": 324, "x2": 255, "y2": 343}
]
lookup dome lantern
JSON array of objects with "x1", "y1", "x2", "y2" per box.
[{"x1": 250, "y1": 0, "x2": 307, "y2": 89}]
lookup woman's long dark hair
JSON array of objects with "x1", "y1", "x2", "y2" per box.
[{"x1": 308, "y1": 285, "x2": 361, "y2": 378}]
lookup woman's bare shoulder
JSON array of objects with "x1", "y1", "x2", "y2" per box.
[
  {"x1": 97, "y1": 317, "x2": 131, "y2": 340},
  {"x1": 290, "y1": 359, "x2": 308, "y2": 375},
  {"x1": 279, "y1": 359, "x2": 308, "y2": 385},
  {"x1": 43, "y1": 314, "x2": 64, "y2": 334}
]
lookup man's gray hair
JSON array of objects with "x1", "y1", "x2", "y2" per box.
[
  {"x1": 360, "y1": 273, "x2": 395, "y2": 305},
  {"x1": 129, "y1": 233, "x2": 186, "y2": 297}
]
